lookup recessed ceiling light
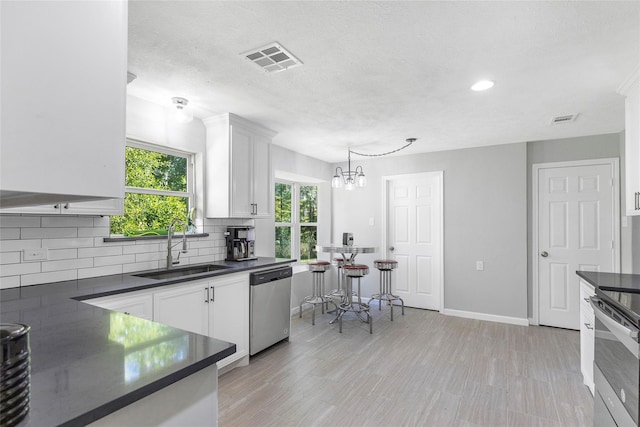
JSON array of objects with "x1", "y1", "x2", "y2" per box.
[{"x1": 471, "y1": 80, "x2": 495, "y2": 91}]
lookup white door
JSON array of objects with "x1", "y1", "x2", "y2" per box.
[
  {"x1": 385, "y1": 172, "x2": 443, "y2": 311},
  {"x1": 536, "y1": 160, "x2": 619, "y2": 330}
]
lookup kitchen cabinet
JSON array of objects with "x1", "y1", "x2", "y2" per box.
[
  {"x1": 619, "y1": 69, "x2": 640, "y2": 215},
  {"x1": 204, "y1": 113, "x2": 277, "y2": 218},
  {"x1": 208, "y1": 274, "x2": 249, "y2": 369},
  {"x1": 0, "y1": 1, "x2": 126, "y2": 208},
  {"x1": 85, "y1": 291, "x2": 153, "y2": 320},
  {"x1": 153, "y1": 281, "x2": 210, "y2": 336},
  {"x1": 153, "y1": 273, "x2": 250, "y2": 369},
  {"x1": 579, "y1": 279, "x2": 595, "y2": 395},
  {"x1": 0, "y1": 198, "x2": 124, "y2": 216}
]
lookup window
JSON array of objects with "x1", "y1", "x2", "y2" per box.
[
  {"x1": 275, "y1": 182, "x2": 318, "y2": 262},
  {"x1": 110, "y1": 141, "x2": 194, "y2": 236}
]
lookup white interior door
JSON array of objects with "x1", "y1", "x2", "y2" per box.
[
  {"x1": 536, "y1": 160, "x2": 619, "y2": 330},
  {"x1": 385, "y1": 172, "x2": 443, "y2": 311}
]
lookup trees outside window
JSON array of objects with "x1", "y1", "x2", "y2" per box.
[
  {"x1": 275, "y1": 182, "x2": 317, "y2": 262},
  {"x1": 110, "y1": 142, "x2": 194, "y2": 236}
]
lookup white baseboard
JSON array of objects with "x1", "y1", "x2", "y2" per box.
[{"x1": 443, "y1": 309, "x2": 529, "y2": 326}]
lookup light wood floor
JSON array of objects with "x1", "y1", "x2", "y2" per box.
[{"x1": 219, "y1": 305, "x2": 593, "y2": 427}]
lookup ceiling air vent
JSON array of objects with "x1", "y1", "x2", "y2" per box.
[
  {"x1": 550, "y1": 114, "x2": 579, "y2": 125},
  {"x1": 241, "y1": 42, "x2": 302, "y2": 73}
]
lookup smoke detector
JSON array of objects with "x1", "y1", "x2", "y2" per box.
[
  {"x1": 550, "y1": 114, "x2": 579, "y2": 125},
  {"x1": 241, "y1": 42, "x2": 302, "y2": 73}
]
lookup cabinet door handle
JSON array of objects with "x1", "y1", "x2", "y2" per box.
[
  {"x1": 211, "y1": 286, "x2": 215, "y2": 302},
  {"x1": 53, "y1": 204, "x2": 59, "y2": 209},
  {"x1": 205, "y1": 287, "x2": 210, "y2": 303},
  {"x1": 636, "y1": 192, "x2": 640, "y2": 210},
  {"x1": 63, "y1": 203, "x2": 69, "y2": 209},
  {"x1": 584, "y1": 322, "x2": 593, "y2": 330}
]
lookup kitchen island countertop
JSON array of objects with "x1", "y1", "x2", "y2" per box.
[{"x1": 0, "y1": 257, "x2": 294, "y2": 426}]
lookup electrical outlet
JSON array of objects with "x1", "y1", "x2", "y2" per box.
[
  {"x1": 23, "y1": 248, "x2": 48, "y2": 261},
  {"x1": 476, "y1": 261, "x2": 484, "y2": 271}
]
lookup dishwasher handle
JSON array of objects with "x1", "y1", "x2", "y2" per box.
[{"x1": 250, "y1": 267, "x2": 292, "y2": 285}]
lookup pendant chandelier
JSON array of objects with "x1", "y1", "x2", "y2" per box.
[{"x1": 331, "y1": 138, "x2": 416, "y2": 190}]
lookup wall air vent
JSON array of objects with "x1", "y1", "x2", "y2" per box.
[
  {"x1": 241, "y1": 42, "x2": 303, "y2": 73},
  {"x1": 550, "y1": 114, "x2": 579, "y2": 125}
]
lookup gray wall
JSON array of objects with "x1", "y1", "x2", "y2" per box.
[
  {"x1": 525, "y1": 133, "x2": 623, "y2": 318},
  {"x1": 332, "y1": 142, "x2": 528, "y2": 320}
]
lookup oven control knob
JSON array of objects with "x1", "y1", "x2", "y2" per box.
[{"x1": 621, "y1": 388, "x2": 626, "y2": 403}]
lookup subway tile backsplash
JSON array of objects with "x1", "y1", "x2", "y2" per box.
[{"x1": 0, "y1": 215, "x2": 250, "y2": 289}]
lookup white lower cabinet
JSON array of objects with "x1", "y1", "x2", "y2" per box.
[
  {"x1": 579, "y1": 279, "x2": 595, "y2": 395},
  {"x1": 86, "y1": 291, "x2": 153, "y2": 320},
  {"x1": 153, "y1": 273, "x2": 249, "y2": 369},
  {"x1": 207, "y1": 274, "x2": 249, "y2": 369},
  {"x1": 84, "y1": 272, "x2": 250, "y2": 371},
  {"x1": 153, "y1": 282, "x2": 210, "y2": 336}
]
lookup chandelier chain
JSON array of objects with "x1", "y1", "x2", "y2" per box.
[{"x1": 349, "y1": 138, "x2": 415, "y2": 157}]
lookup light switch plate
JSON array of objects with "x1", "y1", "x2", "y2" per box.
[
  {"x1": 24, "y1": 248, "x2": 47, "y2": 261},
  {"x1": 476, "y1": 261, "x2": 484, "y2": 271}
]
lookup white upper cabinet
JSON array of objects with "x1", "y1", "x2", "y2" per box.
[
  {"x1": 0, "y1": 1, "x2": 127, "y2": 209},
  {"x1": 204, "y1": 113, "x2": 276, "y2": 218},
  {"x1": 619, "y1": 69, "x2": 640, "y2": 216},
  {"x1": 0, "y1": 199, "x2": 124, "y2": 216}
]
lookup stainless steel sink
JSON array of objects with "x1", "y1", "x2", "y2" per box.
[{"x1": 133, "y1": 264, "x2": 230, "y2": 280}]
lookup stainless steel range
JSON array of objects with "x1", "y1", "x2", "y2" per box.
[{"x1": 592, "y1": 287, "x2": 640, "y2": 427}]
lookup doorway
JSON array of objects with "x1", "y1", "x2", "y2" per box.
[
  {"x1": 382, "y1": 171, "x2": 444, "y2": 311},
  {"x1": 533, "y1": 159, "x2": 620, "y2": 329}
]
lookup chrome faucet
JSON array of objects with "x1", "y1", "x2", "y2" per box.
[{"x1": 167, "y1": 218, "x2": 188, "y2": 269}]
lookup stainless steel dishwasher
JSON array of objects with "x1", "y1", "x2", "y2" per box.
[{"x1": 249, "y1": 266, "x2": 292, "y2": 355}]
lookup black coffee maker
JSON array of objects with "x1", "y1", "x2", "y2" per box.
[{"x1": 225, "y1": 226, "x2": 257, "y2": 261}]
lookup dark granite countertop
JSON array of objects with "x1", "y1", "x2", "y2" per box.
[
  {"x1": 0, "y1": 257, "x2": 294, "y2": 426},
  {"x1": 576, "y1": 271, "x2": 640, "y2": 292}
]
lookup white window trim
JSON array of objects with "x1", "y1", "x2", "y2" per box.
[
  {"x1": 275, "y1": 180, "x2": 318, "y2": 262},
  {"x1": 125, "y1": 139, "x2": 195, "y2": 209}
]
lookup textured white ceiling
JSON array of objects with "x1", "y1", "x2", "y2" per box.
[{"x1": 127, "y1": 1, "x2": 640, "y2": 163}]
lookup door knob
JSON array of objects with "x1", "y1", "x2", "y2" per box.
[
  {"x1": 540, "y1": 251, "x2": 548, "y2": 257},
  {"x1": 389, "y1": 246, "x2": 395, "y2": 251}
]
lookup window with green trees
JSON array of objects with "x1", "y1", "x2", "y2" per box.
[
  {"x1": 275, "y1": 182, "x2": 317, "y2": 262},
  {"x1": 110, "y1": 142, "x2": 193, "y2": 236}
]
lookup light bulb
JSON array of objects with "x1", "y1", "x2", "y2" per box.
[
  {"x1": 356, "y1": 172, "x2": 366, "y2": 188},
  {"x1": 471, "y1": 80, "x2": 495, "y2": 91},
  {"x1": 345, "y1": 178, "x2": 355, "y2": 191},
  {"x1": 175, "y1": 106, "x2": 193, "y2": 124},
  {"x1": 172, "y1": 97, "x2": 193, "y2": 124}
]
